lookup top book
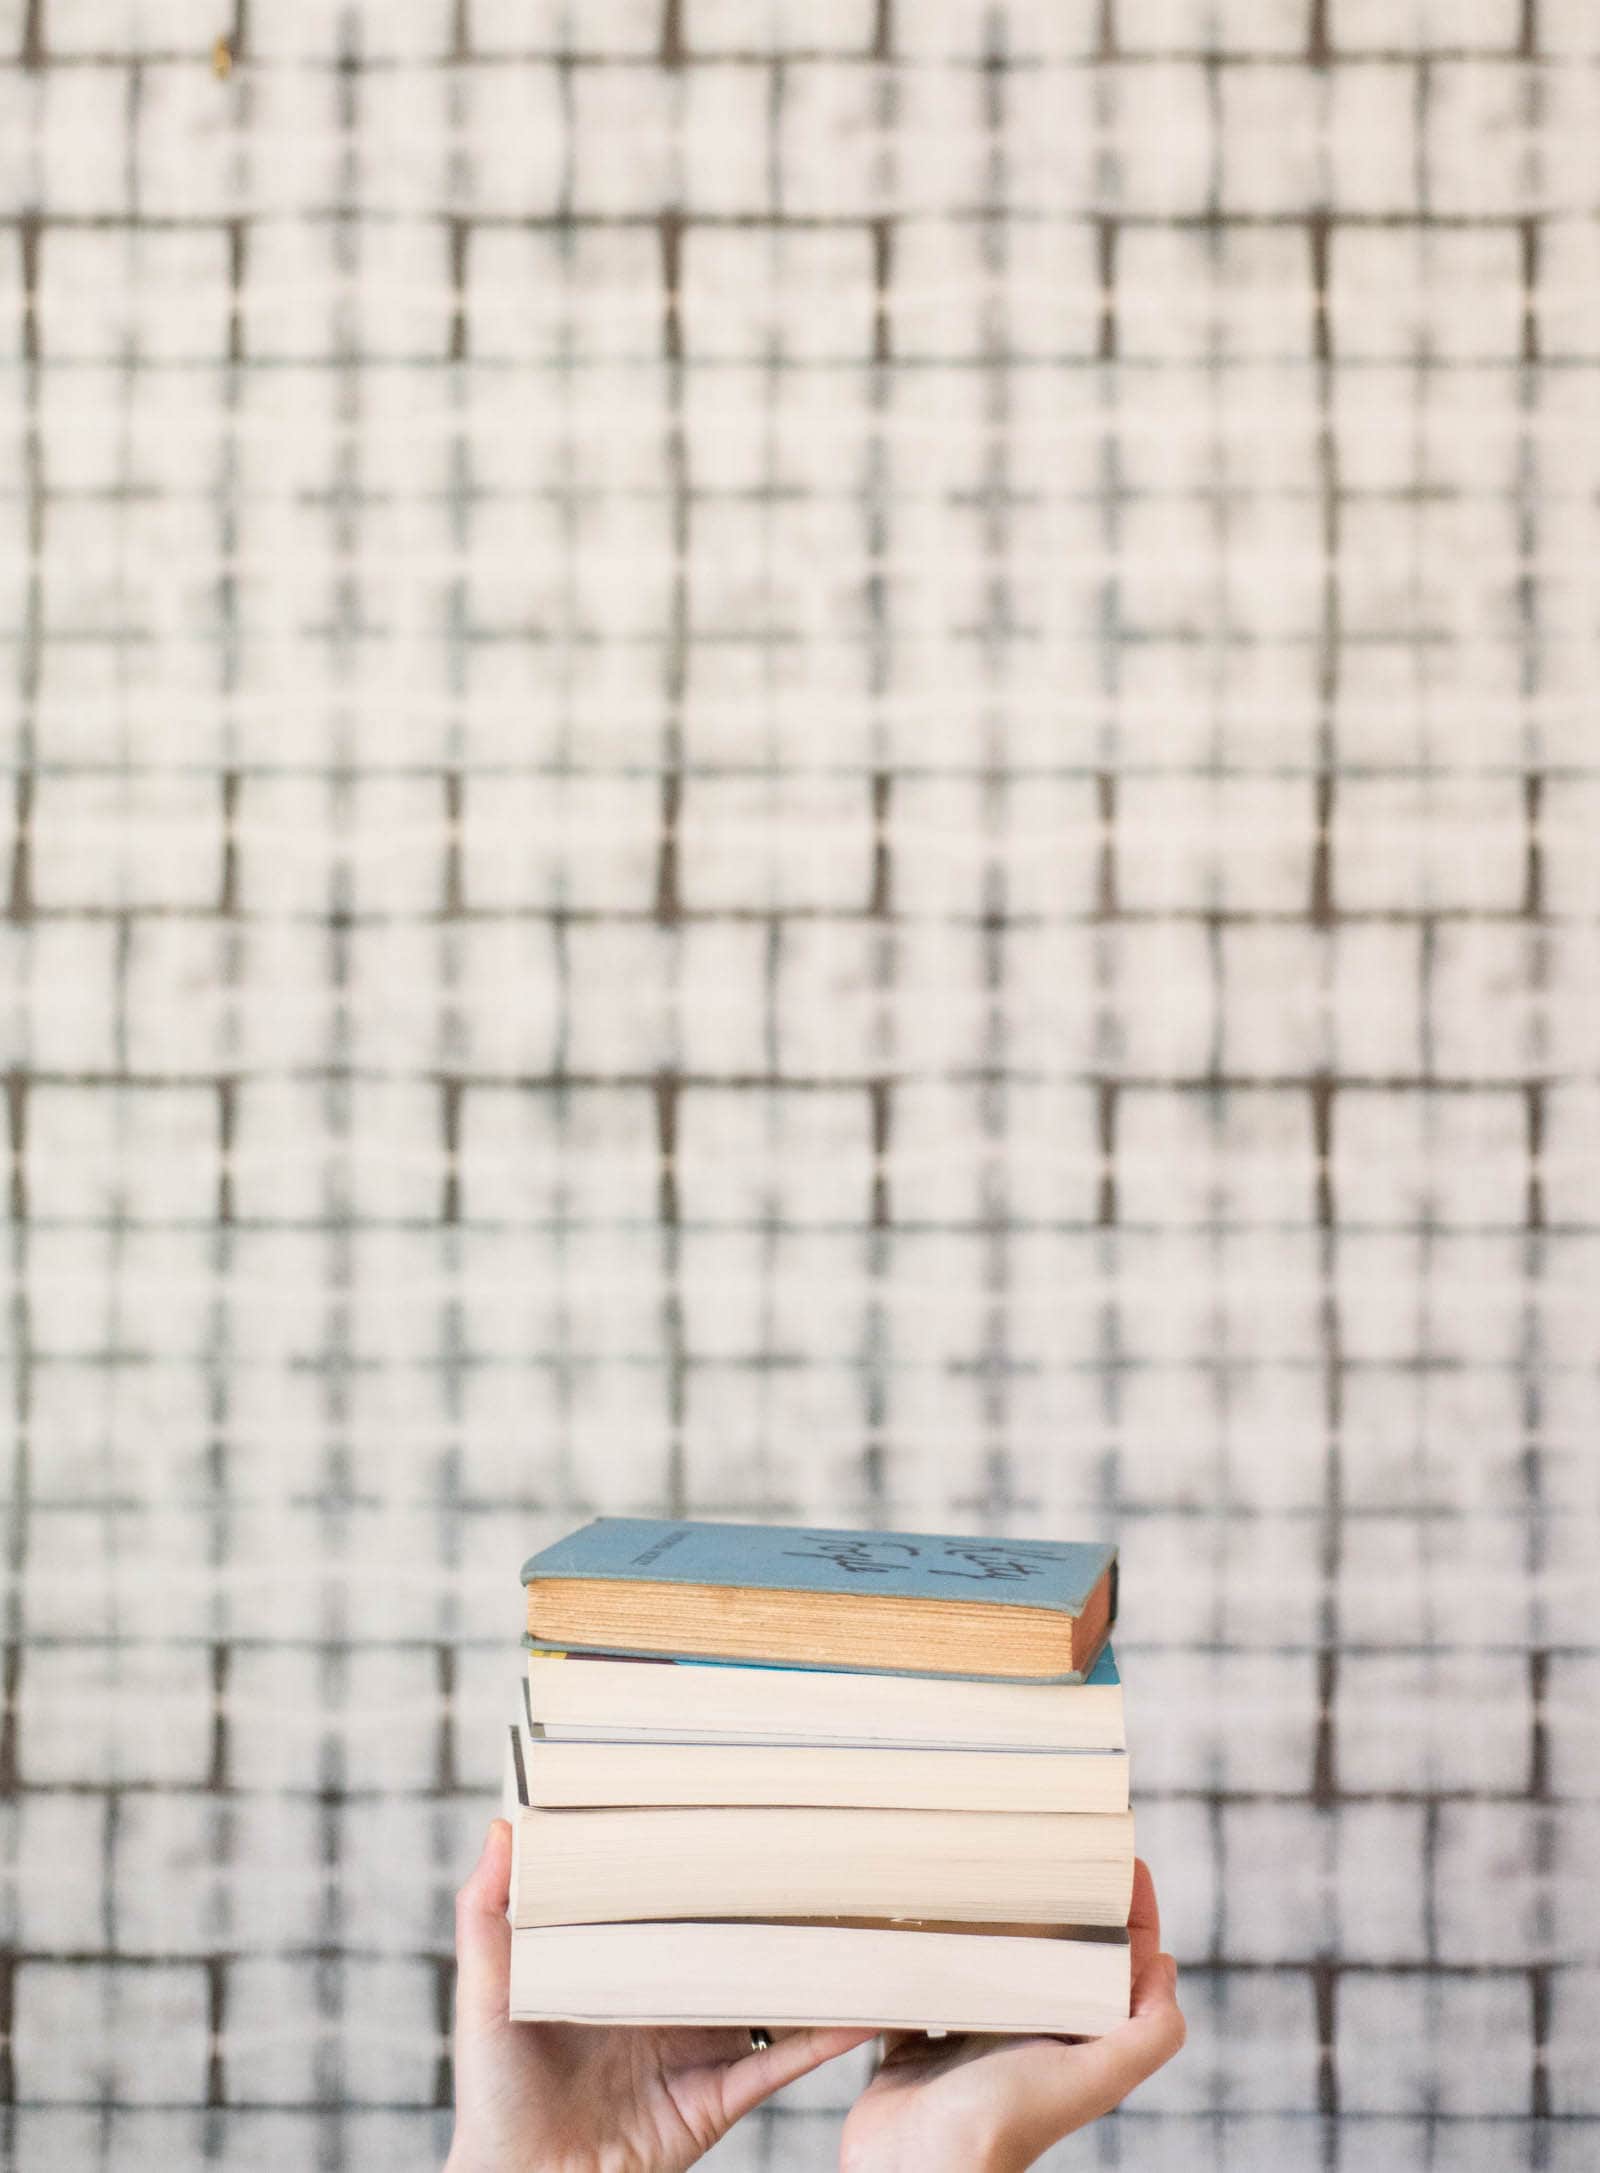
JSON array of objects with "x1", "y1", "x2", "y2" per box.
[{"x1": 521, "y1": 1518, "x2": 1118, "y2": 1684}]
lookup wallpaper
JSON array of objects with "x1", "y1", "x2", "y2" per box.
[{"x1": 1, "y1": 3, "x2": 1597, "y2": 2167}]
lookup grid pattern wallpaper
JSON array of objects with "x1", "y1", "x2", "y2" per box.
[{"x1": 2, "y1": 3, "x2": 1598, "y2": 2168}]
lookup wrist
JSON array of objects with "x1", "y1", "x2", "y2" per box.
[
  {"x1": 951, "y1": 2123, "x2": 1028, "y2": 2173},
  {"x1": 914, "y1": 2128, "x2": 1021, "y2": 2173}
]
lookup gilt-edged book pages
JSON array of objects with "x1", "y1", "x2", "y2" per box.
[
  {"x1": 521, "y1": 1518, "x2": 1118, "y2": 1683},
  {"x1": 524, "y1": 1641, "x2": 1127, "y2": 1750}
]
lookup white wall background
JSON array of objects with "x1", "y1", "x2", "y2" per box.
[{"x1": 1, "y1": 2, "x2": 1597, "y2": 2166}]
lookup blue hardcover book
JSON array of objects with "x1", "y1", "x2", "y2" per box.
[{"x1": 521, "y1": 1518, "x2": 1118, "y2": 1684}]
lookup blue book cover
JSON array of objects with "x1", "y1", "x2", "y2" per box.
[
  {"x1": 523, "y1": 1518, "x2": 1114, "y2": 1612},
  {"x1": 521, "y1": 1519, "x2": 1117, "y2": 1683}
]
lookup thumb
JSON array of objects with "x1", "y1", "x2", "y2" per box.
[
  {"x1": 977, "y1": 1950, "x2": 1186, "y2": 2165},
  {"x1": 717, "y1": 2027, "x2": 879, "y2": 2128},
  {"x1": 453, "y1": 1819, "x2": 514, "y2": 2032}
]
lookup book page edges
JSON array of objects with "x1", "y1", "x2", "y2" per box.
[
  {"x1": 508, "y1": 1920, "x2": 1131, "y2": 2035},
  {"x1": 525, "y1": 1566, "x2": 1117, "y2": 1683}
]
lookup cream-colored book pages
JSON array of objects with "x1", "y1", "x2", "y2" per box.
[
  {"x1": 511, "y1": 1804, "x2": 1135, "y2": 1930},
  {"x1": 525, "y1": 1653, "x2": 1125, "y2": 1751},
  {"x1": 517, "y1": 1721, "x2": 1130, "y2": 1814},
  {"x1": 508, "y1": 1920, "x2": 1131, "y2": 2037}
]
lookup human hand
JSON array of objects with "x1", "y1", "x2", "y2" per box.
[
  {"x1": 837, "y1": 1859, "x2": 1185, "y2": 2173},
  {"x1": 444, "y1": 1819, "x2": 877, "y2": 2173}
]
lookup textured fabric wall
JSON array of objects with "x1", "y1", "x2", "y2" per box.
[{"x1": 2, "y1": 4, "x2": 1597, "y2": 2168}]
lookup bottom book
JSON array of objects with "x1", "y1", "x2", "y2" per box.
[{"x1": 508, "y1": 1919, "x2": 1131, "y2": 2037}]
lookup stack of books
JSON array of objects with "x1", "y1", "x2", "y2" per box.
[{"x1": 500, "y1": 1517, "x2": 1135, "y2": 2037}]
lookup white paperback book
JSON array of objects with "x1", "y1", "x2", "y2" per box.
[
  {"x1": 517, "y1": 1678, "x2": 1130, "y2": 1812},
  {"x1": 525, "y1": 1645, "x2": 1126, "y2": 1751},
  {"x1": 503, "y1": 1727, "x2": 1134, "y2": 1930},
  {"x1": 508, "y1": 1919, "x2": 1132, "y2": 2037}
]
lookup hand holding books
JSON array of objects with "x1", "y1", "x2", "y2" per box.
[
  {"x1": 444, "y1": 1818, "x2": 876, "y2": 2173},
  {"x1": 837, "y1": 1861, "x2": 1185, "y2": 2172},
  {"x1": 443, "y1": 1515, "x2": 1184, "y2": 2170},
  {"x1": 442, "y1": 1825, "x2": 1183, "y2": 2173}
]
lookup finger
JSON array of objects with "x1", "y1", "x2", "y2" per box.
[
  {"x1": 1128, "y1": 1858, "x2": 1161, "y2": 1980},
  {"x1": 453, "y1": 1819, "x2": 514, "y2": 2031},
  {"x1": 871, "y1": 2028, "x2": 941, "y2": 2075},
  {"x1": 1131, "y1": 1946, "x2": 1181, "y2": 2022},
  {"x1": 1076, "y1": 1950, "x2": 1185, "y2": 2103},
  {"x1": 716, "y1": 2025, "x2": 879, "y2": 2127},
  {"x1": 985, "y1": 1951, "x2": 1185, "y2": 2163},
  {"x1": 1128, "y1": 1859, "x2": 1159, "y2": 1942}
]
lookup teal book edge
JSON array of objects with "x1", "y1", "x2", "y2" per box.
[{"x1": 521, "y1": 1633, "x2": 1123, "y2": 1692}]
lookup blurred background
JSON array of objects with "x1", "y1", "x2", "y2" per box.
[{"x1": 2, "y1": 2, "x2": 1597, "y2": 2166}]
